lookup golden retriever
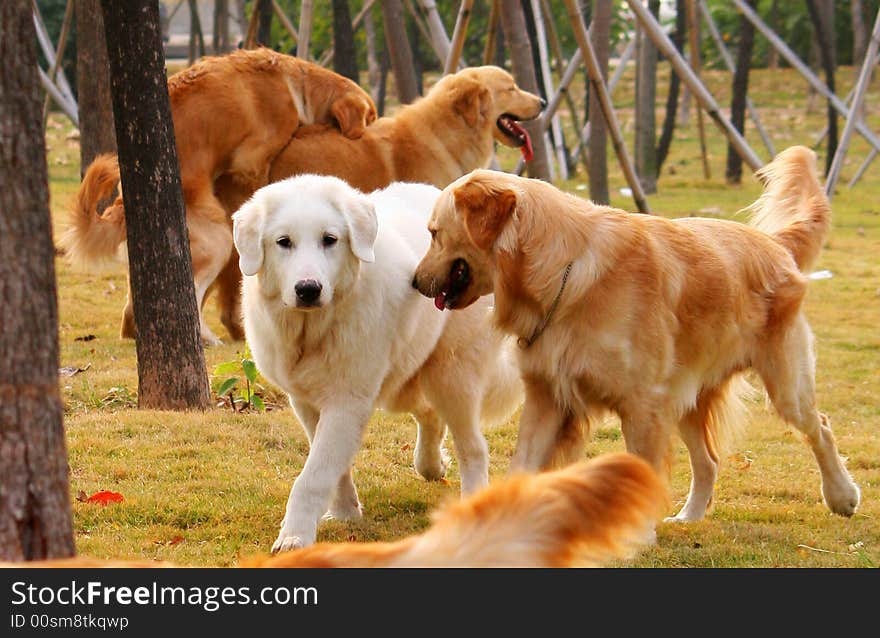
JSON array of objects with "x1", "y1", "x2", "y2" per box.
[
  {"x1": 412, "y1": 146, "x2": 860, "y2": 522},
  {"x1": 3, "y1": 454, "x2": 666, "y2": 567},
  {"x1": 59, "y1": 48, "x2": 377, "y2": 344},
  {"x1": 211, "y1": 65, "x2": 545, "y2": 340}
]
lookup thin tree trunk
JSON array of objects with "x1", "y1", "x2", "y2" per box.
[
  {"x1": 588, "y1": 0, "x2": 611, "y2": 204},
  {"x1": 767, "y1": 0, "x2": 779, "y2": 69},
  {"x1": 852, "y1": 0, "x2": 867, "y2": 68},
  {"x1": 807, "y1": 0, "x2": 837, "y2": 174},
  {"x1": 0, "y1": 0, "x2": 75, "y2": 562},
  {"x1": 726, "y1": 0, "x2": 756, "y2": 184},
  {"x1": 332, "y1": 0, "x2": 358, "y2": 82},
  {"x1": 257, "y1": 0, "x2": 273, "y2": 47},
  {"x1": 76, "y1": 0, "x2": 117, "y2": 176},
  {"x1": 500, "y1": 0, "x2": 551, "y2": 180},
  {"x1": 364, "y1": 6, "x2": 382, "y2": 105},
  {"x1": 657, "y1": 0, "x2": 685, "y2": 171},
  {"x1": 99, "y1": 0, "x2": 211, "y2": 411},
  {"x1": 187, "y1": 0, "x2": 206, "y2": 65},
  {"x1": 298, "y1": 0, "x2": 314, "y2": 60},
  {"x1": 381, "y1": 0, "x2": 419, "y2": 104},
  {"x1": 635, "y1": 0, "x2": 660, "y2": 193},
  {"x1": 214, "y1": 0, "x2": 230, "y2": 54}
]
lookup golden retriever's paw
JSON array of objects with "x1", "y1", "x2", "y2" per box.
[
  {"x1": 415, "y1": 445, "x2": 450, "y2": 482},
  {"x1": 823, "y1": 477, "x2": 860, "y2": 517},
  {"x1": 200, "y1": 331, "x2": 223, "y2": 347},
  {"x1": 271, "y1": 534, "x2": 306, "y2": 554},
  {"x1": 323, "y1": 501, "x2": 363, "y2": 521}
]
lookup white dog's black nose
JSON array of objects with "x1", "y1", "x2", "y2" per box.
[{"x1": 295, "y1": 279, "x2": 322, "y2": 304}]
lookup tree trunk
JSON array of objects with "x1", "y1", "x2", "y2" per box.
[
  {"x1": 256, "y1": 0, "x2": 273, "y2": 47},
  {"x1": 767, "y1": 0, "x2": 779, "y2": 68},
  {"x1": 214, "y1": 0, "x2": 230, "y2": 54},
  {"x1": 634, "y1": 0, "x2": 660, "y2": 193},
  {"x1": 588, "y1": 0, "x2": 611, "y2": 203},
  {"x1": 381, "y1": 0, "x2": 419, "y2": 104},
  {"x1": 500, "y1": 0, "x2": 551, "y2": 180},
  {"x1": 0, "y1": 0, "x2": 75, "y2": 562},
  {"x1": 852, "y1": 0, "x2": 867, "y2": 67},
  {"x1": 76, "y1": 0, "x2": 117, "y2": 177},
  {"x1": 99, "y1": 0, "x2": 211, "y2": 411},
  {"x1": 364, "y1": 5, "x2": 382, "y2": 106},
  {"x1": 726, "y1": 0, "x2": 756, "y2": 184},
  {"x1": 807, "y1": 0, "x2": 837, "y2": 174},
  {"x1": 657, "y1": 0, "x2": 685, "y2": 171},
  {"x1": 332, "y1": 0, "x2": 358, "y2": 82},
  {"x1": 188, "y1": 0, "x2": 206, "y2": 65}
]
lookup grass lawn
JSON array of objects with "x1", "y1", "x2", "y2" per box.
[{"x1": 46, "y1": 64, "x2": 880, "y2": 567}]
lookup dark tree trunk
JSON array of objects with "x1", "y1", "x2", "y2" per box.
[
  {"x1": 332, "y1": 0, "x2": 358, "y2": 83},
  {"x1": 257, "y1": 0, "x2": 273, "y2": 48},
  {"x1": 726, "y1": 0, "x2": 757, "y2": 184},
  {"x1": 99, "y1": 0, "x2": 211, "y2": 410},
  {"x1": 807, "y1": 0, "x2": 837, "y2": 174},
  {"x1": 499, "y1": 0, "x2": 551, "y2": 181},
  {"x1": 494, "y1": 15, "x2": 506, "y2": 68},
  {"x1": 76, "y1": 0, "x2": 117, "y2": 177},
  {"x1": 0, "y1": 0, "x2": 75, "y2": 562},
  {"x1": 409, "y1": 10, "x2": 423, "y2": 95},
  {"x1": 381, "y1": 0, "x2": 419, "y2": 104},
  {"x1": 214, "y1": 0, "x2": 230, "y2": 54},
  {"x1": 635, "y1": 0, "x2": 660, "y2": 194},
  {"x1": 657, "y1": 0, "x2": 685, "y2": 171},
  {"x1": 187, "y1": 0, "x2": 206, "y2": 65},
  {"x1": 588, "y1": 0, "x2": 611, "y2": 204}
]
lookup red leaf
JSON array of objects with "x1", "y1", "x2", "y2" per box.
[
  {"x1": 85, "y1": 490, "x2": 124, "y2": 505},
  {"x1": 168, "y1": 536, "x2": 184, "y2": 546}
]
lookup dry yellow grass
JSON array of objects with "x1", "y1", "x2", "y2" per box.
[{"x1": 46, "y1": 65, "x2": 879, "y2": 567}]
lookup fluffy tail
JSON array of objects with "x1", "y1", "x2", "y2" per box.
[
  {"x1": 747, "y1": 145, "x2": 831, "y2": 272},
  {"x1": 260, "y1": 453, "x2": 667, "y2": 567},
  {"x1": 58, "y1": 154, "x2": 127, "y2": 266},
  {"x1": 701, "y1": 374, "x2": 756, "y2": 464}
]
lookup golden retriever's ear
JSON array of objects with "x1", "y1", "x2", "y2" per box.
[
  {"x1": 333, "y1": 93, "x2": 377, "y2": 139},
  {"x1": 454, "y1": 180, "x2": 517, "y2": 251},
  {"x1": 232, "y1": 197, "x2": 265, "y2": 276},
  {"x1": 453, "y1": 80, "x2": 490, "y2": 128},
  {"x1": 344, "y1": 194, "x2": 378, "y2": 263}
]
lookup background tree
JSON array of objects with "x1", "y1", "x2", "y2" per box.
[
  {"x1": 76, "y1": 0, "x2": 116, "y2": 176},
  {"x1": 99, "y1": 0, "x2": 211, "y2": 410},
  {"x1": 0, "y1": 0, "x2": 75, "y2": 562},
  {"x1": 381, "y1": 0, "x2": 419, "y2": 104},
  {"x1": 634, "y1": 0, "x2": 660, "y2": 194},
  {"x1": 214, "y1": 0, "x2": 231, "y2": 53},
  {"x1": 726, "y1": 0, "x2": 756, "y2": 184},
  {"x1": 656, "y1": 0, "x2": 685, "y2": 172},
  {"x1": 806, "y1": 0, "x2": 838, "y2": 175},
  {"x1": 499, "y1": 0, "x2": 551, "y2": 180},
  {"x1": 332, "y1": 0, "x2": 358, "y2": 82},
  {"x1": 588, "y1": 0, "x2": 611, "y2": 204},
  {"x1": 257, "y1": 0, "x2": 273, "y2": 47}
]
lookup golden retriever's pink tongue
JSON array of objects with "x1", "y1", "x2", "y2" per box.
[
  {"x1": 510, "y1": 120, "x2": 533, "y2": 161},
  {"x1": 434, "y1": 292, "x2": 446, "y2": 311}
]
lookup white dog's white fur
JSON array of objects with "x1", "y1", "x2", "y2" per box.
[{"x1": 233, "y1": 175, "x2": 523, "y2": 553}]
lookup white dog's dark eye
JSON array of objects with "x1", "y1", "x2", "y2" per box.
[
  {"x1": 276, "y1": 236, "x2": 292, "y2": 249},
  {"x1": 322, "y1": 234, "x2": 338, "y2": 247}
]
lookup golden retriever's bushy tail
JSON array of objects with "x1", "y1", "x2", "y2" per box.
[
  {"x1": 58, "y1": 154, "x2": 127, "y2": 266},
  {"x1": 747, "y1": 145, "x2": 831, "y2": 272},
  {"x1": 258, "y1": 453, "x2": 667, "y2": 568}
]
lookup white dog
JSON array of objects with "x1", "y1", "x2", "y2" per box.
[{"x1": 232, "y1": 175, "x2": 523, "y2": 552}]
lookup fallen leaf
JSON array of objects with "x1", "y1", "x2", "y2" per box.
[
  {"x1": 76, "y1": 490, "x2": 88, "y2": 503},
  {"x1": 74, "y1": 334, "x2": 96, "y2": 342},
  {"x1": 59, "y1": 363, "x2": 91, "y2": 377},
  {"x1": 168, "y1": 536, "x2": 184, "y2": 546},
  {"x1": 400, "y1": 443, "x2": 410, "y2": 451},
  {"x1": 85, "y1": 490, "x2": 124, "y2": 506}
]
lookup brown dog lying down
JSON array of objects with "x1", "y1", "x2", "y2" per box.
[
  {"x1": 59, "y1": 48, "x2": 377, "y2": 345},
  {"x1": 412, "y1": 146, "x2": 860, "y2": 522},
  {"x1": 210, "y1": 65, "x2": 545, "y2": 340},
  {"x1": 2, "y1": 454, "x2": 665, "y2": 568}
]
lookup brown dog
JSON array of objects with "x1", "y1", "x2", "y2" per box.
[
  {"x1": 211, "y1": 65, "x2": 545, "y2": 339},
  {"x1": 59, "y1": 48, "x2": 376, "y2": 344},
  {"x1": 3, "y1": 454, "x2": 665, "y2": 567},
  {"x1": 412, "y1": 146, "x2": 860, "y2": 522}
]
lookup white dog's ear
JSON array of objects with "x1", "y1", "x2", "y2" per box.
[
  {"x1": 232, "y1": 197, "x2": 265, "y2": 276},
  {"x1": 345, "y1": 196, "x2": 378, "y2": 263}
]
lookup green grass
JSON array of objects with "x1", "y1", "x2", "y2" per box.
[{"x1": 47, "y1": 64, "x2": 880, "y2": 567}]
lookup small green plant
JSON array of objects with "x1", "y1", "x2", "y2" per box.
[{"x1": 212, "y1": 355, "x2": 266, "y2": 412}]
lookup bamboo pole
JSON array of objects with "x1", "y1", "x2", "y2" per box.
[
  {"x1": 298, "y1": 0, "x2": 314, "y2": 59},
  {"x1": 825, "y1": 7, "x2": 880, "y2": 197},
  {"x1": 403, "y1": 0, "x2": 438, "y2": 62},
  {"x1": 626, "y1": 0, "x2": 763, "y2": 171},
  {"x1": 39, "y1": 67, "x2": 78, "y2": 125},
  {"x1": 32, "y1": 2, "x2": 76, "y2": 105},
  {"x1": 482, "y1": 0, "x2": 500, "y2": 65},
  {"x1": 244, "y1": 2, "x2": 260, "y2": 48},
  {"x1": 272, "y1": 0, "x2": 298, "y2": 43},
  {"x1": 848, "y1": 149, "x2": 876, "y2": 188},
  {"x1": 731, "y1": 0, "x2": 880, "y2": 156},
  {"x1": 698, "y1": 0, "x2": 774, "y2": 157},
  {"x1": 563, "y1": 0, "x2": 650, "y2": 213},
  {"x1": 41, "y1": 0, "x2": 74, "y2": 128},
  {"x1": 444, "y1": 0, "x2": 474, "y2": 75},
  {"x1": 540, "y1": 0, "x2": 581, "y2": 130},
  {"x1": 418, "y1": 0, "x2": 452, "y2": 64},
  {"x1": 686, "y1": 0, "x2": 710, "y2": 178},
  {"x1": 530, "y1": 0, "x2": 567, "y2": 180}
]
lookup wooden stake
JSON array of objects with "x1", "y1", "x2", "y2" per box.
[
  {"x1": 298, "y1": 0, "x2": 314, "y2": 59},
  {"x1": 418, "y1": 0, "x2": 452, "y2": 64},
  {"x1": 444, "y1": 0, "x2": 473, "y2": 74},
  {"x1": 563, "y1": 0, "x2": 650, "y2": 213}
]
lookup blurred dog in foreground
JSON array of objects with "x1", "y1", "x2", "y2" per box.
[{"x1": 3, "y1": 454, "x2": 666, "y2": 568}]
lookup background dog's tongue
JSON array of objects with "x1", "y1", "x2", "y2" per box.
[
  {"x1": 434, "y1": 292, "x2": 446, "y2": 311},
  {"x1": 510, "y1": 120, "x2": 533, "y2": 162}
]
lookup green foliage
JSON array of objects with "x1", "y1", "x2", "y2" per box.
[{"x1": 212, "y1": 353, "x2": 267, "y2": 412}]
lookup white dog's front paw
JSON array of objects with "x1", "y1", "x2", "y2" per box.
[
  {"x1": 323, "y1": 500, "x2": 363, "y2": 521},
  {"x1": 271, "y1": 533, "x2": 306, "y2": 554},
  {"x1": 415, "y1": 445, "x2": 450, "y2": 481}
]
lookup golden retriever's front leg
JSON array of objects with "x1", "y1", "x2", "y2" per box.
[{"x1": 510, "y1": 377, "x2": 569, "y2": 473}]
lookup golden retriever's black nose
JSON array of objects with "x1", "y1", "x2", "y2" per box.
[{"x1": 295, "y1": 279, "x2": 322, "y2": 304}]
